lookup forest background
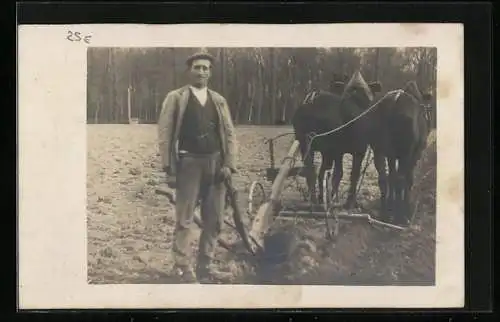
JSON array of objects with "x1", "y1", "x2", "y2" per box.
[{"x1": 86, "y1": 47, "x2": 437, "y2": 126}]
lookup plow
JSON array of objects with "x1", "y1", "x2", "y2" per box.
[
  {"x1": 156, "y1": 132, "x2": 408, "y2": 258},
  {"x1": 244, "y1": 135, "x2": 408, "y2": 255}
]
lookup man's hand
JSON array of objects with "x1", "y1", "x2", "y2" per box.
[
  {"x1": 220, "y1": 166, "x2": 232, "y2": 181},
  {"x1": 163, "y1": 166, "x2": 176, "y2": 188},
  {"x1": 219, "y1": 166, "x2": 237, "y2": 182}
]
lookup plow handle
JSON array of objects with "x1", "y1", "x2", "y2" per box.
[{"x1": 223, "y1": 175, "x2": 258, "y2": 255}]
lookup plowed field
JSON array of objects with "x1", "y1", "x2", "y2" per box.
[{"x1": 87, "y1": 124, "x2": 436, "y2": 285}]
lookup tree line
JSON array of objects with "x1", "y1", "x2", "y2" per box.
[{"x1": 86, "y1": 47, "x2": 437, "y2": 126}]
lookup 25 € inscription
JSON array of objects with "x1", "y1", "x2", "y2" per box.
[{"x1": 66, "y1": 30, "x2": 92, "y2": 44}]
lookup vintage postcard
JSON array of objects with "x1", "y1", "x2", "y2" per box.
[{"x1": 18, "y1": 23, "x2": 464, "y2": 309}]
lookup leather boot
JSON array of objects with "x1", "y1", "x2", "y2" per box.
[
  {"x1": 172, "y1": 264, "x2": 198, "y2": 284},
  {"x1": 196, "y1": 262, "x2": 233, "y2": 284}
]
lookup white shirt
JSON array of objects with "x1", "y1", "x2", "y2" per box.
[{"x1": 189, "y1": 86, "x2": 208, "y2": 106}]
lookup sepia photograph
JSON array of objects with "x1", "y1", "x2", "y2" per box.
[
  {"x1": 18, "y1": 23, "x2": 463, "y2": 309},
  {"x1": 86, "y1": 46, "x2": 438, "y2": 286}
]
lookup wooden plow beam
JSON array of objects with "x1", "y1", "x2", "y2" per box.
[{"x1": 248, "y1": 139, "x2": 301, "y2": 251}]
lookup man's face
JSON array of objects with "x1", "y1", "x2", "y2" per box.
[{"x1": 188, "y1": 59, "x2": 212, "y2": 88}]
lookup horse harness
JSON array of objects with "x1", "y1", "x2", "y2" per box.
[
  {"x1": 399, "y1": 90, "x2": 433, "y2": 128},
  {"x1": 303, "y1": 90, "x2": 320, "y2": 105},
  {"x1": 300, "y1": 87, "x2": 433, "y2": 139}
]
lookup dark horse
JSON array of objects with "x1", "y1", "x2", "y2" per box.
[
  {"x1": 291, "y1": 71, "x2": 382, "y2": 209},
  {"x1": 370, "y1": 81, "x2": 432, "y2": 224},
  {"x1": 292, "y1": 71, "x2": 431, "y2": 224}
]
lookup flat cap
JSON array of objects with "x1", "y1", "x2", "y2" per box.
[{"x1": 186, "y1": 50, "x2": 216, "y2": 66}]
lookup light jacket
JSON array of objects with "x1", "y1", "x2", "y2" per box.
[{"x1": 157, "y1": 85, "x2": 238, "y2": 175}]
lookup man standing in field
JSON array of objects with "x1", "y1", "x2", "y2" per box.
[{"x1": 157, "y1": 50, "x2": 238, "y2": 283}]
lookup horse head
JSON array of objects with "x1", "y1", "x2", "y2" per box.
[
  {"x1": 403, "y1": 81, "x2": 434, "y2": 127},
  {"x1": 329, "y1": 81, "x2": 346, "y2": 95},
  {"x1": 403, "y1": 80, "x2": 424, "y2": 102},
  {"x1": 422, "y1": 92, "x2": 433, "y2": 103},
  {"x1": 342, "y1": 70, "x2": 382, "y2": 108}
]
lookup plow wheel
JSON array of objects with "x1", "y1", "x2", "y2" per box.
[
  {"x1": 247, "y1": 181, "x2": 269, "y2": 221},
  {"x1": 322, "y1": 169, "x2": 339, "y2": 240}
]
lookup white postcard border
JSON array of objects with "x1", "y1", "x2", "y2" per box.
[{"x1": 18, "y1": 23, "x2": 464, "y2": 309}]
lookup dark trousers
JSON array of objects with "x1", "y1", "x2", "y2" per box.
[{"x1": 173, "y1": 151, "x2": 226, "y2": 269}]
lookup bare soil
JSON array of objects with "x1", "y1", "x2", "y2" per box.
[{"x1": 87, "y1": 124, "x2": 436, "y2": 285}]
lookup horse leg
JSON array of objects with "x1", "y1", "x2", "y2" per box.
[
  {"x1": 387, "y1": 157, "x2": 397, "y2": 222},
  {"x1": 345, "y1": 150, "x2": 365, "y2": 210},
  {"x1": 318, "y1": 152, "x2": 333, "y2": 205},
  {"x1": 302, "y1": 144, "x2": 318, "y2": 204},
  {"x1": 331, "y1": 154, "x2": 343, "y2": 205},
  {"x1": 398, "y1": 153, "x2": 419, "y2": 225},
  {"x1": 373, "y1": 151, "x2": 389, "y2": 220},
  {"x1": 393, "y1": 169, "x2": 408, "y2": 225}
]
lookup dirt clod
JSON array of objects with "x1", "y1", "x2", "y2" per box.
[{"x1": 129, "y1": 168, "x2": 141, "y2": 175}]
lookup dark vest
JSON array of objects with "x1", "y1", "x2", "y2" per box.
[{"x1": 178, "y1": 90, "x2": 221, "y2": 154}]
